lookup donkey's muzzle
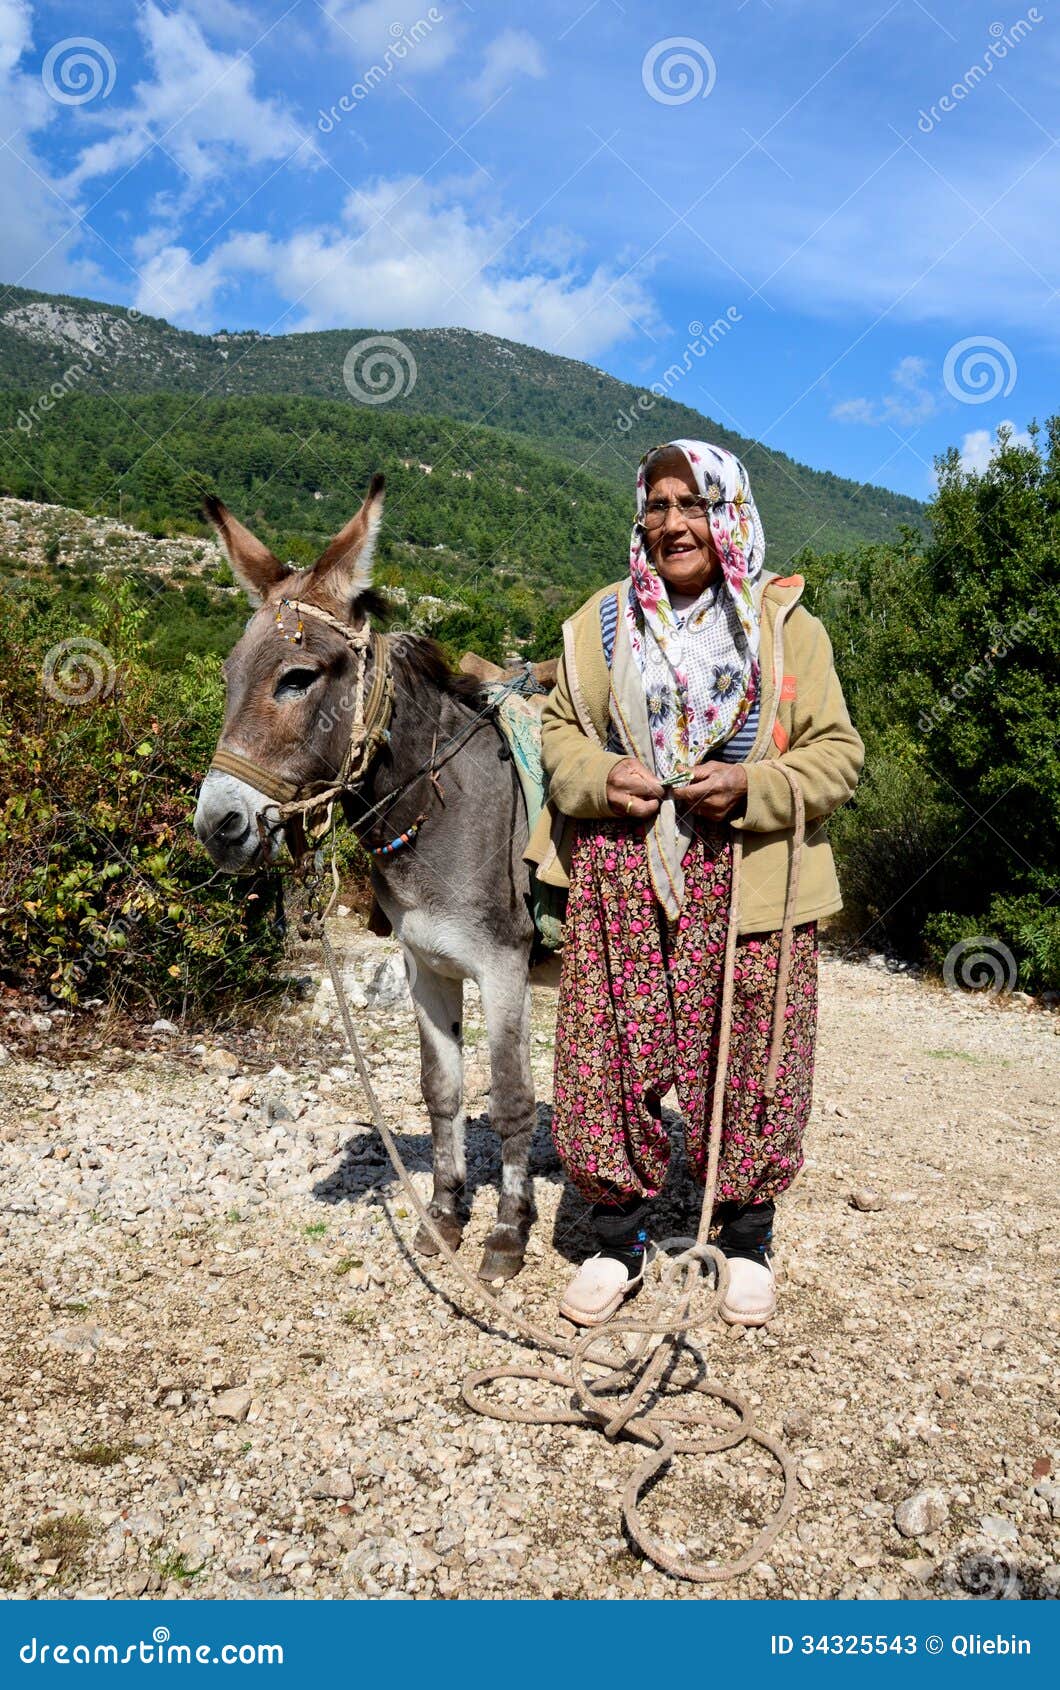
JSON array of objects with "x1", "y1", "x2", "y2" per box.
[{"x1": 194, "y1": 769, "x2": 283, "y2": 872}]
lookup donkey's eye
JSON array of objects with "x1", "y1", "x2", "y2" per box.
[{"x1": 274, "y1": 667, "x2": 321, "y2": 699}]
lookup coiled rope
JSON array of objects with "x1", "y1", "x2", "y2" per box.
[{"x1": 319, "y1": 762, "x2": 807, "y2": 1584}]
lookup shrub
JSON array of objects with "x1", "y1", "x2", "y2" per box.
[
  {"x1": 808, "y1": 422, "x2": 1060, "y2": 989},
  {"x1": 826, "y1": 728, "x2": 961, "y2": 955},
  {"x1": 0, "y1": 578, "x2": 284, "y2": 1016}
]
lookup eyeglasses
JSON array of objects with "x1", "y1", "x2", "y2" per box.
[{"x1": 640, "y1": 495, "x2": 712, "y2": 527}]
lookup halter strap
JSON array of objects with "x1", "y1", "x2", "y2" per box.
[{"x1": 208, "y1": 602, "x2": 394, "y2": 830}]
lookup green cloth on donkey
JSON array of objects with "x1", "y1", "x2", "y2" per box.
[{"x1": 488, "y1": 683, "x2": 567, "y2": 953}]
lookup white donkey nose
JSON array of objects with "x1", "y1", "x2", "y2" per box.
[{"x1": 194, "y1": 770, "x2": 267, "y2": 867}]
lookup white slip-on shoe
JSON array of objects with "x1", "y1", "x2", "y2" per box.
[
  {"x1": 718, "y1": 1252, "x2": 777, "y2": 1327},
  {"x1": 558, "y1": 1253, "x2": 644, "y2": 1327}
]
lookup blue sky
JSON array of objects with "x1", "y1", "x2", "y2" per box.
[{"x1": 2, "y1": 0, "x2": 1058, "y2": 496}]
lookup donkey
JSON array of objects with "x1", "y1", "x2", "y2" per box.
[{"x1": 193, "y1": 476, "x2": 538, "y2": 1281}]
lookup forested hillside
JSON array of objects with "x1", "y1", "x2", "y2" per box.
[{"x1": 0, "y1": 282, "x2": 925, "y2": 562}]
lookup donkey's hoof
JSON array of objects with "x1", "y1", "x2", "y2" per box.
[
  {"x1": 414, "y1": 1211, "x2": 463, "y2": 1256},
  {"x1": 478, "y1": 1238, "x2": 526, "y2": 1283}
]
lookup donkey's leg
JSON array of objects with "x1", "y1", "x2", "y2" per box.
[
  {"x1": 478, "y1": 955, "x2": 536, "y2": 1282},
  {"x1": 407, "y1": 959, "x2": 467, "y2": 1256}
]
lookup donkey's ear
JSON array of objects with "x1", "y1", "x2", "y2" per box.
[
  {"x1": 202, "y1": 495, "x2": 291, "y2": 605},
  {"x1": 306, "y1": 474, "x2": 385, "y2": 609}
]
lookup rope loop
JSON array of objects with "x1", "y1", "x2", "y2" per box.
[{"x1": 292, "y1": 712, "x2": 811, "y2": 1583}]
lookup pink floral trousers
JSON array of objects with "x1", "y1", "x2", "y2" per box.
[{"x1": 551, "y1": 818, "x2": 818, "y2": 1207}]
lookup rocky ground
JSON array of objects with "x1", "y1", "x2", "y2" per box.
[{"x1": 0, "y1": 927, "x2": 1056, "y2": 1602}]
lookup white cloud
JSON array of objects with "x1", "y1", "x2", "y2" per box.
[
  {"x1": 62, "y1": 3, "x2": 309, "y2": 194},
  {"x1": 181, "y1": 0, "x2": 259, "y2": 33},
  {"x1": 466, "y1": 29, "x2": 545, "y2": 106},
  {"x1": 131, "y1": 240, "x2": 232, "y2": 324},
  {"x1": 322, "y1": 1, "x2": 457, "y2": 75},
  {"x1": 831, "y1": 354, "x2": 940, "y2": 428},
  {"x1": 831, "y1": 396, "x2": 877, "y2": 425},
  {"x1": 129, "y1": 172, "x2": 658, "y2": 357},
  {"x1": 0, "y1": 0, "x2": 101, "y2": 293},
  {"x1": 956, "y1": 420, "x2": 1035, "y2": 475}
]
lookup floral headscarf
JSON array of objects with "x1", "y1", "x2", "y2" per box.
[{"x1": 626, "y1": 439, "x2": 765, "y2": 780}]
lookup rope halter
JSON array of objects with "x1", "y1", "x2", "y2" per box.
[{"x1": 208, "y1": 596, "x2": 395, "y2": 854}]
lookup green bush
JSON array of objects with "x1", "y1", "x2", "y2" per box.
[
  {"x1": 807, "y1": 421, "x2": 1060, "y2": 989},
  {"x1": 0, "y1": 578, "x2": 284, "y2": 1016},
  {"x1": 825, "y1": 728, "x2": 960, "y2": 954}
]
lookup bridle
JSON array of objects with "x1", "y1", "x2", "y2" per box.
[
  {"x1": 209, "y1": 597, "x2": 395, "y2": 863},
  {"x1": 208, "y1": 595, "x2": 532, "y2": 871}
]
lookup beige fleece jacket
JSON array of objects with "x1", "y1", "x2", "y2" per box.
[{"x1": 524, "y1": 571, "x2": 864, "y2": 934}]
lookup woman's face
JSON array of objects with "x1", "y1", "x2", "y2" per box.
[{"x1": 644, "y1": 465, "x2": 719, "y2": 596}]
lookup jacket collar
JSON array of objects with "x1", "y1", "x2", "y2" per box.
[{"x1": 755, "y1": 569, "x2": 805, "y2": 614}]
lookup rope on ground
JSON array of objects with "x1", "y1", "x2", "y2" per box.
[{"x1": 320, "y1": 763, "x2": 806, "y2": 1584}]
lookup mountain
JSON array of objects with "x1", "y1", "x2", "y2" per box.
[{"x1": 0, "y1": 281, "x2": 925, "y2": 566}]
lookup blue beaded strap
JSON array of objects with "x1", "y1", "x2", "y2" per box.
[{"x1": 368, "y1": 812, "x2": 427, "y2": 857}]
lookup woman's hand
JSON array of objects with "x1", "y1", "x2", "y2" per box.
[
  {"x1": 672, "y1": 762, "x2": 748, "y2": 819},
  {"x1": 606, "y1": 757, "x2": 664, "y2": 820}
]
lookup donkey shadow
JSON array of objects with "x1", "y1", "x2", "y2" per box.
[{"x1": 314, "y1": 1099, "x2": 704, "y2": 1269}]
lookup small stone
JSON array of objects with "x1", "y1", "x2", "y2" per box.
[
  {"x1": 903, "y1": 1558, "x2": 936, "y2": 1584},
  {"x1": 176, "y1": 1532, "x2": 212, "y2": 1572},
  {"x1": 226, "y1": 1553, "x2": 265, "y2": 1581},
  {"x1": 151, "y1": 1019, "x2": 178, "y2": 1036},
  {"x1": 895, "y1": 1488, "x2": 948, "y2": 1538},
  {"x1": 980, "y1": 1328, "x2": 1006, "y2": 1352},
  {"x1": 1033, "y1": 1480, "x2": 1060, "y2": 1519},
  {"x1": 125, "y1": 1570, "x2": 150, "y2": 1596},
  {"x1": 229, "y1": 1078, "x2": 254, "y2": 1104},
  {"x1": 310, "y1": 1470, "x2": 355, "y2": 1501},
  {"x1": 203, "y1": 1049, "x2": 241, "y2": 1076},
  {"x1": 1033, "y1": 1456, "x2": 1052, "y2": 1479},
  {"x1": 783, "y1": 1408, "x2": 812, "y2": 1439},
  {"x1": 178, "y1": 1250, "x2": 201, "y2": 1268},
  {"x1": 212, "y1": 1387, "x2": 252, "y2": 1422},
  {"x1": 850, "y1": 1188, "x2": 883, "y2": 1212},
  {"x1": 365, "y1": 954, "x2": 409, "y2": 1009},
  {"x1": 979, "y1": 1513, "x2": 1018, "y2": 1545}
]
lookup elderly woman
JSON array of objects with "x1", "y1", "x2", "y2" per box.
[{"x1": 525, "y1": 440, "x2": 863, "y2": 1329}]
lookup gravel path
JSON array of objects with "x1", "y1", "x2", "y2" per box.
[{"x1": 1, "y1": 930, "x2": 1057, "y2": 1600}]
